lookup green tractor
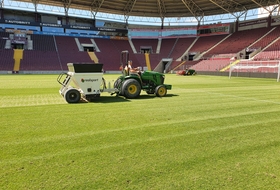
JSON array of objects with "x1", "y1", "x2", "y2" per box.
[{"x1": 114, "y1": 51, "x2": 172, "y2": 99}]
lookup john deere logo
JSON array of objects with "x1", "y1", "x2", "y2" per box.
[{"x1": 81, "y1": 78, "x2": 98, "y2": 83}]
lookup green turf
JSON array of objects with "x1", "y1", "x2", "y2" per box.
[{"x1": 1, "y1": 74, "x2": 280, "y2": 189}]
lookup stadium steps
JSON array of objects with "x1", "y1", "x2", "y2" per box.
[
  {"x1": 88, "y1": 52, "x2": 99, "y2": 63},
  {"x1": 145, "y1": 53, "x2": 151, "y2": 70},
  {"x1": 90, "y1": 39, "x2": 100, "y2": 52},
  {"x1": 128, "y1": 38, "x2": 137, "y2": 53},
  {"x1": 13, "y1": 49, "x2": 23, "y2": 71},
  {"x1": 156, "y1": 38, "x2": 161, "y2": 54},
  {"x1": 171, "y1": 60, "x2": 186, "y2": 71},
  {"x1": 248, "y1": 27, "x2": 276, "y2": 49},
  {"x1": 177, "y1": 36, "x2": 199, "y2": 61},
  {"x1": 168, "y1": 38, "x2": 179, "y2": 58},
  {"x1": 195, "y1": 34, "x2": 232, "y2": 60},
  {"x1": 220, "y1": 59, "x2": 240, "y2": 72},
  {"x1": 75, "y1": 38, "x2": 84, "y2": 51}
]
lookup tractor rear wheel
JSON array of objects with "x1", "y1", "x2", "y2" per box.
[
  {"x1": 122, "y1": 79, "x2": 141, "y2": 99},
  {"x1": 64, "y1": 89, "x2": 81, "y2": 103},
  {"x1": 155, "y1": 85, "x2": 167, "y2": 97}
]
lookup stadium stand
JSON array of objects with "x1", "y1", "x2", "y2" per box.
[
  {"x1": 94, "y1": 38, "x2": 123, "y2": 71},
  {"x1": 169, "y1": 60, "x2": 200, "y2": 72},
  {"x1": 253, "y1": 38, "x2": 280, "y2": 61},
  {"x1": 20, "y1": 50, "x2": 60, "y2": 71},
  {"x1": 160, "y1": 38, "x2": 177, "y2": 58},
  {"x1": 189, "y1": 34, "x2": 228, "y2": 56},
  {"x1": 149, "y1": 54, "x2": 164, "y2": 69},
  {"x1": 134, "y1": 53, "x2": 147, "y2": 69},
  {"x1": 203, "y1": 27, "x2": 271, "y2": 59},
  {"x1": 191, "y1": 59, "x2": 231, "y2": 71},
  {"x1": 132, "y1": 39, "x2": 158, "y2": 54},
  {"x1": 0, "y1": 31, "x2": 9, "y2": 49},
  {"x1": 31, "y1": 34, "x2": 56, "y2": 51},
  {"x1": 170, "y1": 38, "x2": 196, "y2": 59},
  {"x1": 78, "y1": 37, "x2": 93, "y2": 44},
  {"x1": 55, "y1": 36, "x2": 93, "y2": 70},
  {"x1": 110, "y1": 39, "x2": 141, "y2": 68},
  {"x1": 0, "y1": 49, "x2": 15, "y2": 70},
  {"x1": 1, "y1": 22, "x2": 280, "y2": 74},
  {"x1": 249, "y1": 26, "x2": 279, "y2": 52}
]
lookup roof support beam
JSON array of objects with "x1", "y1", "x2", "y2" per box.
[
  {"x1": 209, "y1": 0, "x2": 247, "y2": 20},
  {"x1": 124, "y1": 0, "x2": 136, "y2": 16},
  {"x1": 31, "y1": 0, "x2": 40, "y2": 12},
  {"x1": 62, "y1": 0, "x2": 72, "y2": 16},
  {"x1": 252, "y1": 0, "x2": 280, "y2": 15},
  {"x1": 90, "y1": 0, "x2": 104, "y2": 19},
  {"x1": 157, "y1": 0, "x2": 166, "y2": 28},
  {"x1": 251, "y1": 0, "x2": 280, "y2": 7},
  {"x1": 157, "y1": 0, "x2": 166, "y2": 18},
  {"x1": 181, "y1": 0, "x2": 204, "y2": 22},
  {"x1": 123, "y1": 0, "x2": 137, "y2": 25}
]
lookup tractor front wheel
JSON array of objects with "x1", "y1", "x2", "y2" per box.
[
  {"x1": 122, "y1": 79, "x2": 141, "y2": 99},
  {"x1": 64, "y1": 89, "x2": 81, "y2": 103},
  {"x1": 155, "y1": 85, "x2": 167, "y2": 97}
]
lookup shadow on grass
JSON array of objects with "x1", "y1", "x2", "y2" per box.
[
  {"x1": 136, "y1": 93, "x2": 178, "y2": 100},
  {"x1": 89, "y1": 96, "x2": 130, "y2": 103},
  {"x1": 85, "y1": 93, "x2": 178, "y2": 103}
]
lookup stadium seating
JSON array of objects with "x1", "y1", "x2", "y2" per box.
[
  {"x1": 160, "y1": 38, "x2": 177, "y2": 57},
  {"x1": 250, "y1": 26, "x2": 279, "y2": 50},
  {"x1": 203, "y1": 27, "x2": 271, "y2": 58},
  {"x1": 169, "y1": 60, "x2": 200, "y2": 71},
  {"x1": 110, "y1": 39, "x2": 141, "y2": 68},
  {"x1": 94, "y1": 38, "x2": 124, "y2": 71},
  {"x1": 0, "y1": 49, "x2": 14, "y2": 70},
  {"x1": 169, "y1": 37, "x2": 196, "y2": 60},
  {"x1": 1, "y1": 25, "x2": 280, "y2": 73},
  {"x1": 78, "y1": 37, "x2": 93, "y2": 44},
  {"x1": 20, "y1": 50, "x2": 61, "y2": 71},
  {"x1": 190, "y1": 59, "x2": 231, "y2": 71},
  {"x1": 189, "y1": 35, "x2": 227, "y2": 54},
  {"x1": 31, "y1": 34, "x2": 56, "y2": 51},
  {"x1": 55, "y1": 36, "x2": 93, "y2": 70},
  {"x1": 0, "y1": 31, "x2": 9, "y2": 49},
  {"x1": 132, "y1": 39, "x2": 158, "y2": 53},
  {"x1": 253, "y1": 36, "x2": 280, "y2": 60}
]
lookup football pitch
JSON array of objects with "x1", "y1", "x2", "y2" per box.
[{"x1": 1, "y1": 74, "x2": 280, "y2": 189}]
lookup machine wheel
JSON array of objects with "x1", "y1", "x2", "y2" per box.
[
  {"x1": 114, "y1": 77, "x2": 123, "y2": 95},
  {"x1": 100, "y1": 77, "x2": 106, "y2": 92},
  {"x1": 155, "y1": 85, "x2": 167, "y2": 97},
  {"x1": 64, "y1": 89, "x2": 81, "y2": 103},
  {"x1": 122, "y1": 79, "x2": 141, "y2": 99}
]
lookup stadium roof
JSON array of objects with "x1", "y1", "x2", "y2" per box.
[{"x1": 14, "y1": 0, "x2": 279, "y2": 20}]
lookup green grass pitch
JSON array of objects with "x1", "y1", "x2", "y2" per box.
[{"x1": 1, "y1": 74, "x2": 280, "y2": 189}]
